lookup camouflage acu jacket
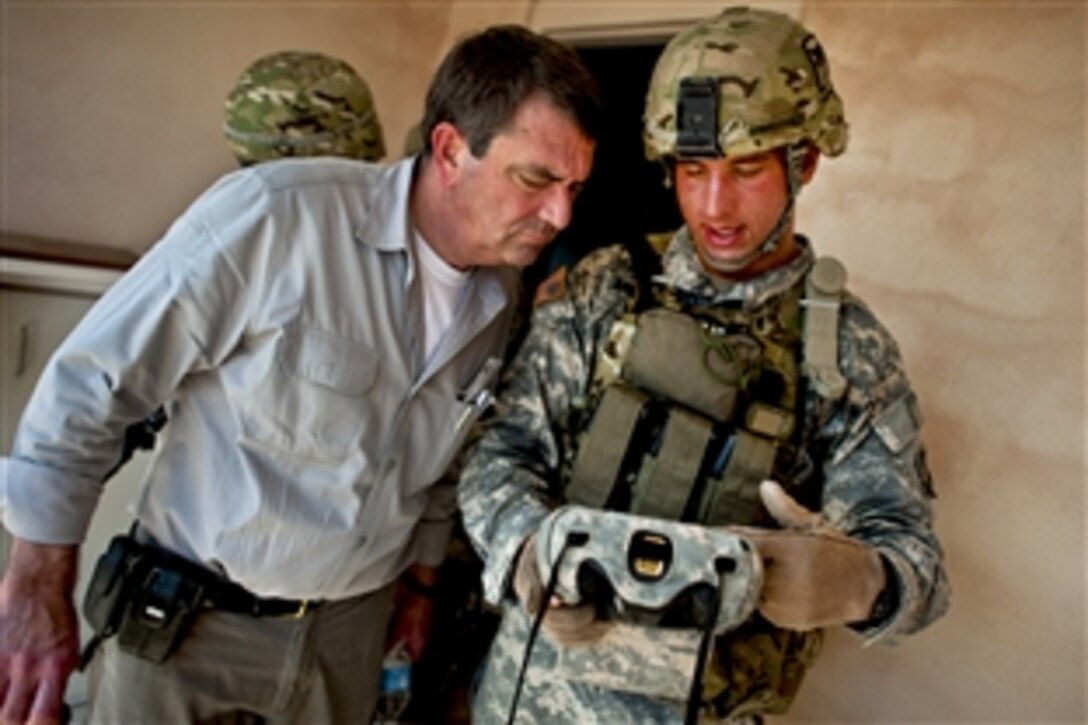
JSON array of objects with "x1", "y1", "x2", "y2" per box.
[{"x1": 459, "y1": 230, "x2": 949, "y2": 647}]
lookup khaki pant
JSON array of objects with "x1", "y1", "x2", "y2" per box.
[{"x1": 89, "y1": 583, "x2": 394, "y2": 724}]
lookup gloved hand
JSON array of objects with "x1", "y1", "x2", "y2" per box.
[
  {"x1": 733, "y1": 480, "x2": 887, "y2": 631},
  {"x1": 513, "y1": 532, "x2": 613, "y2": 648}
]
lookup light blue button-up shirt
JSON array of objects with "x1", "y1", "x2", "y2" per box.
[{"x1": 2, "y1": 156, "x2": 518, "y2": 600}]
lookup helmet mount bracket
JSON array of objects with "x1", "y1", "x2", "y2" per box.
[{"x1": 676, "y1": 77, "x2": 720, "y2": 158}]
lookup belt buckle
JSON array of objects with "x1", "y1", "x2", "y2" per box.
[{"x1": 289, "y1": 599, "x2": 311, "y2": 619}]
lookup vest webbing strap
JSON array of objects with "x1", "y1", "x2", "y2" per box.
[
  {"x1": 631, "y1": 407, "x2": 713, "y2": 520},
  {"x1": 567, "y1": 385, "x2": 648, "y2": 509},
  {"x1": 802, "y1": 256, "x2": 847, "y2": 400},
  {"x1": 700, "y1": 429, "x2": 777, "y2": 526}
]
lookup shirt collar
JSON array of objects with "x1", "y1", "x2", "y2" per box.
[
  {"x1": 659, "y1": 226, "x2": 816, "y2": 309},
  {"x1": 353, "y1": 156, "x2": 418, "y2": 253}
]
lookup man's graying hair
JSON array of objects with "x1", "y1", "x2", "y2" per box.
[{"x1": 421, "y1": 25, "x2": 603, "y2": 158}]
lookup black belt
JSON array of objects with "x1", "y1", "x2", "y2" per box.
[
  {"x1": 202, "y1": 579, "x2": 322, "y2": 619},
  {"x1": 137, "y1": 532, "x2": 323, "y2": 619}
]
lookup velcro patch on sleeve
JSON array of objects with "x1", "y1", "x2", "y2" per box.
[{"x1": 872, "y1": 392, "x2": 922, "y2": 454}]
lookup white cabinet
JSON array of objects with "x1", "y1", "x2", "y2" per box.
[
  {"x1": 1, "y1": 241, "x2": 149, "y2": 714},
  {"x1": 1, "y1": 288, "x2": 96, "y2": 570}
]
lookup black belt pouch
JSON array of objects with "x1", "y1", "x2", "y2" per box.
[
  {"x1": 82, "y1": 534, "x2": 147, "y2": 639},
  {"x1": 83, "y1": 534, "x2": 206, "y2": 664},
  {"x1": 115, "y1": 559, "x2": 206, "y2": 663}
]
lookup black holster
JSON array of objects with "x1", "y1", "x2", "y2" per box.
[{"x1": 81, "y1": 532, "x2": 205, "y2": 666}]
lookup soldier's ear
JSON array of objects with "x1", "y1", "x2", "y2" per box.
[{"x1": 800, "y1": 144, "x2": 820, "y2": 185}]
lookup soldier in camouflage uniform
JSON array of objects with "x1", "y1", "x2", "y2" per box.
[{"x1": 459, "y1": 7, "x2": 949, "y2": 722}]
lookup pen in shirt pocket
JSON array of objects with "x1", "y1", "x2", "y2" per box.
[
  {"x1": 455, "y1": 356, "x2": 501, "y2": 431},
  {"x1": 455, "y1": 388, "x2": 495, "y2": 432}
]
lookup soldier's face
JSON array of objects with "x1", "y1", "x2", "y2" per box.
[
  {"x1": 674, "y1": 150, "x2": 798, "y2": 279},
  {"x1": 445, "y1": 95, "x2": 594, "y2": 268}
]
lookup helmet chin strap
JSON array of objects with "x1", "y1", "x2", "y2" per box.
[{"x1": 700, "y1": 142, "x2": 806, "y2": 277}]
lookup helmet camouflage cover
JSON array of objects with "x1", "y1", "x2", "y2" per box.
[
  {"x1": 224, "y1": 50, "x2": 386, "y2": 164},
  {"x1": 643, "y1": 6, "x2": 848, "y2": 161}
]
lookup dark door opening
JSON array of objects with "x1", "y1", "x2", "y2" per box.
[{"x1": 525, "y1": 40, "x2": 681, "y2": 291}]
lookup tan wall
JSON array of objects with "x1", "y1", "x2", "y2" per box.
[
  {"x1": 791, "y1": 4, "x2": 1085, "y2": 722},
  {"x1": 2, "y1": 2, "x2": 454, "y2": 253},
  {"x1": 3, "y1": 1, "x2": 1085, "y2": 721}
]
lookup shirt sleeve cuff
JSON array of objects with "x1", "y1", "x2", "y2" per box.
[
  {"x1": 1, "y1": 457, "x2": 101, "y2": 544},
  {"x1": 848, "y1": 552, "x2": 900, "y2": 633},
  {"x1": 850, "y1": 549, "x2": 916, "y2": 645},
  {"x1": 480, "y1": 506, "x2": 549, "y2": 606}
]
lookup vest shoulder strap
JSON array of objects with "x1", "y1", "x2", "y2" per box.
[{"x1": 802, "y1": 255, "x2": 848, "y2": 400}]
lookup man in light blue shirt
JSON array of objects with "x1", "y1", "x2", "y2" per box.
[{"x1": 0, "y1": 25, "x2": 602, "y2": 723}]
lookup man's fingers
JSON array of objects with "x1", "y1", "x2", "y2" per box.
[
  {"x1": 759, "y1": 479, "x2": 823, "y2": 530},
  {"x1": 544, "y1": 604, "x2": 596, "y2": 633},
  {"x1": 0, "y1": 674, "x2": 37, "y2": 725},
  {"x1": 28, "y1": 677, "x2": 66, "y2": 725},
  {"x1": 513, "y1": 534, "x2": 544, "y2": 616},
  {"x1": 542, "y1": 605, "x2": 612, "y2": 648}
]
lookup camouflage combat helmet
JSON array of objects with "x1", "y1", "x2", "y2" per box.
[
  {"x1": 224, "y1": 50, "x2": 386, "y2": 164},
  {"x1": 643, "y1": 6, "x2": 847, "y2": 162},
  {"x1": 402, "y1": 122, "x2": 425, "y2": 157}
]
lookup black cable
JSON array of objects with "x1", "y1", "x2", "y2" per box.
[
  {"x1": 684, "y1": 574, "x2": 724, "y2": 725},
  {"x1": 506, "y1": 531, "x2": 588, "y2": 725}
]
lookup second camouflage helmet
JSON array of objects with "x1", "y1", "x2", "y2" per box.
[
  {"x1": 224, "y1": 50, "x2": 386, "y2": 164},
  {"x1": 643, "y1": 6, "x2": 848, "y2": 162}
]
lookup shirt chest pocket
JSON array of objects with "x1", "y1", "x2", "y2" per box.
[
  {"x1": 279, "y1": 328, "x2": 377, "y2": 395},
  {"x1": 237, "y1": 327, "x2": 379, "y2": 462}
]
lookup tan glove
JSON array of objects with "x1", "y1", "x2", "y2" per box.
[
  {"x1": 513, "y1": 532, "x2": 613, "y2": 648},
  {"x1": 733, "y1": 481, "x2": 887, "y2": 631}
]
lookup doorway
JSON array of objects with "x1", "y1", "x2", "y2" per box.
[{"x1": 524, "y1": 39, "x2": 681, "y2": 292}]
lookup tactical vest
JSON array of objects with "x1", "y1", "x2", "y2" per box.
[{"x1": 563, "y1": 256, "x2": 848, "y2": 718}]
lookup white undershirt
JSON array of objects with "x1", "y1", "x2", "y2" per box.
[{"x1": 413, "y1": 229, "x2": 470, "y2": 360}]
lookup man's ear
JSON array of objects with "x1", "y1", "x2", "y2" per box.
[
  {"x1": 800, "y1": 144, "x2": 821, "y2": 185},
  {"x1": 429, "y1": 121, "x2": 469, "y2": 185}
]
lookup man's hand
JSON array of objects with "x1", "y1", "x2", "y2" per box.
[
  {"x1": 735, "y1": 481, "x2": 887, "y2": 631},
  {"x1": 0, "y1": 538, "x2": 80, "y2": 725},
  {"x1": 512, "y1": 533, "x2": 611, "y2": 648},
  {"x1": 385, "y1": 564, "x2": 439, "y2": 663}
]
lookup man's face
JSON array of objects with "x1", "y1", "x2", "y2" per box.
[
  {"x1": 445, "y1": 95, "x2": 595, "y2": 268},
  {"x1": 674, "y1": 150, "x2": 795, "y2": 279}
]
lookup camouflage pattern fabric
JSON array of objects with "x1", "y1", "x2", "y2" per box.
[
  {"x1": 458, "y1": 229, "x2": 949, "y2": 721},
  {"x1": 643, "y1": 6, "x2": 848, "y2": 162},
  {"x1": 402, "y1": 122, "x2": 425, "y2": 157},
  {"x1": 474, "y1": 602, "x2": 694, "y2": 723},
  {"x1": 224, "y1": 50, "x2": 385, "y2": 164}
]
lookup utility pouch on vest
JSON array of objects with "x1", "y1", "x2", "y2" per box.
[
  {"x1": 624, "y1": 308, "x2": 755, "y2": 424},
  {"x1": 631, "y1": 407, "x2": 712, "y2": 520},
  {"x1": 700, "y1": 430, "x2": 778, "y2": 527},
  {"x1": 115, "y1": 562, "x2": 205, "y2": 663},
  {"x1": 568, "y1": 384, "x2": 650, "y2": 509},
  {"x1": 703, "y1": 619, "x2": 822, "y2": 719}
]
